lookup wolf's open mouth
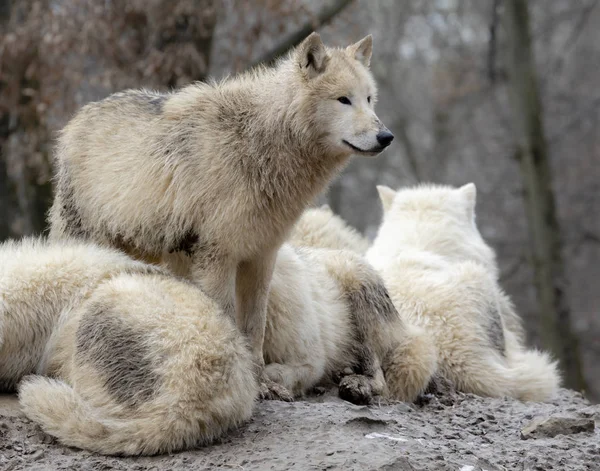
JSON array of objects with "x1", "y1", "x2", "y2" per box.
[{"x1": 342, "y1": 140, "x2": 383, "y2": 154}]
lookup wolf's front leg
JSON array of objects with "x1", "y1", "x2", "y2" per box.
[
  {"x1": 191, "y1": 252, "x2": 237, "y2": 322},
  {"x1": 237, "y1": 251, "x2": 293, "y2": 402}
]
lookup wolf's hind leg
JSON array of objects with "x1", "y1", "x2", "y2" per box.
[
  {"x1": 335, "y1": 342, "x2": 388, "y2": 405},
  {"x1": 321, "y1": 251, "x2": 399, "y2": 403}
]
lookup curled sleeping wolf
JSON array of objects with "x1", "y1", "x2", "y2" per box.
[
  {"x1": 1, "y1": 238, "x2": 257, "y2": 456},
  {"x1": 293, "y1": 184, "x2": 561, "y2": 402},
  {"x1": 48, "y1": 32, "x2": 394, "y2": 397},
  {"x1": 1, "y1": 237, "x2": 419, "y2": 455}
]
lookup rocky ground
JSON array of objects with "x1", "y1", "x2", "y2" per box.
[{"x1": 0, "y1": 388, "x2": 598, "y2": 470}]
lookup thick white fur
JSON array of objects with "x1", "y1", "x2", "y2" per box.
[
  {"x1": 2, "y1": 237, "x2": 430, "y2": 455},
  {"x1": 367, "y1": 183, "x2": 561, "y2": 401},
  {"x1": 47, "y1": 33, "x2": 392, "y2": 395},
  {"x1": 263, "y1": 244, "x2": 434, "y2": 403},
  {"x1": 290, "y1": 204, "x2": 370, "y2": 254},
  {"x1": 1, "y1": 238, "x2": 256, "y2": 456},
  {"x1": 287, "y1": 208, "x2": 437, "y2": 401},
  {"x1": 0, "y1": 237, "x2": 160, "y2": 391},
  {"x1": 264, "y1": 245, "x2": 353, "y2": 396}
]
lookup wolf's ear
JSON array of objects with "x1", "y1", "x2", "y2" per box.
[
  {"x1": 297, "y1": 32, "x2": 328, "y2": 79},
  {"x1": 459, "y1": 183, "x2": 477, "y2": 218},
  {"x1": 377, "y1": 185, "x2": 396, "y2": 212},
  {"x1": 347, "y1": 35, "x2": 373, "y2": 67}
]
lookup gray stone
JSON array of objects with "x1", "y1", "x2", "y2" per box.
[{"x1": 521, "y1": 416, "x2": 595, "y2": 439}]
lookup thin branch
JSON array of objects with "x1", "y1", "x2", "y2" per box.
[
  {"x1": 488, "y1": 0, "x2": 501, "y2": 84},
  {"x1": 569, "y1": 230, "x2": 600, "y2": 254},
  {"x1": 499, "y1": 255, "x2": 525, "y2": 283},
  {"x1": 542, "y1": 0, "x2": 600, "y2": 78},
  {"x1": 561, "y1": 0, "x2": 599, "y2": 52},
  {"x1": 394, "y1": 116, "x2": 421, "y2": 182},
  {"x1": 547, "y1": 96, "x2": 600, "y2": 143},
  {"x1": 532, "y1": 2, "x2": 598, "y2": 41},
  {"x1": 249, "y1": 0, "x2": 355, "y2": 69}
]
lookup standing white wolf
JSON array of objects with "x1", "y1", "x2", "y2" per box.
[
  {"x1": 48, "y1": 33, "x2": 393, "y2": 395},
  {"x1": 367, "y1": 183, "x2": 561, "y2": 401}
]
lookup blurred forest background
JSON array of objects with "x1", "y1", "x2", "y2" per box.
[{"x1": 1, "y1": 0, "x2": 598, "y2": 400}]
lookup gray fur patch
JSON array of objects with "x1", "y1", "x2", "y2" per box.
[
  {"x1": 168, "y1": 230, "x2": 199, "y2": 257},
  {"x1": 161, "y1": 127, "x2": 193, "y2": 161},
  {"x1": 76, "y1": 306, "x2": 160, "y2": 408},
  {"x1": 344, "y1": 276, "x2": 399, "y2": 383},
  {"x1": 487, "y1": 304, "x2": 506, "y2": 355},
  {"x1": 56, "y1": 170, "x2": 89, "y2": 239},
  {"x1": 0, "y1": 379, "x2": 17, "y2": 393},
  {"x1": 346, "y1": 278, "x2": 399, "y2": 324},
  {"x1": 147, "y1": 95, "x2": 167, "y2": 113},
  {"x1": 423, "y1": 374, "x2": 454, "y2": 395},
  {"x1": 104, "y1": 91, "x2": 166, "y2": 114},
  {"x1": 192, "y1": 240, "x2": 221, "y2": 269},
  {"x1": 352, "y1": 344, "x2": 378, "y2": 379}
]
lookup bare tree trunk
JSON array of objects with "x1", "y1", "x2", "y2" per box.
[{"x1": 503, "y1": 0, "x2": 585, "y2": 392}]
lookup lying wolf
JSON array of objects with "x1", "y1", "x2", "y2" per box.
[
  {"x1": 293, "y1": 184, "x2": 561, "y2": 401},
  {"x1": 1, "y1": 237, "x2": 426, "y2": 455},
  {"x1": 263, "y1": 243, "x2": 434, "y2": 404},
  {"x1": 1, "y1": 238, "x2": 256, "y2": 456},
  {"x1": 48, "y1": 32, "x2": 393, "y2": 397}
]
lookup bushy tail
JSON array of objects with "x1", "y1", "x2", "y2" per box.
[
  {"x1": 19, "y1": 375, "x2": 251, "y2": 456},
  {"x1": 456, "y1": 348, "x2": 561, "y2": 402},
  {"x1": 506, "y1": 348, "x2": 561, "y2": 402}
]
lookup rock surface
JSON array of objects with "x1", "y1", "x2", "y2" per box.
[
  {"x1": 1, "y1": 389, "x2": 599, "y2": 470},
  {"x1": 521, "y1": 416, "x2": 595, "y2": 440}
]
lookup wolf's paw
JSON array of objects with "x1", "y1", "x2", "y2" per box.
[
  {"x1": 338, "y1": 374, "x2": 373, "y2": 405},
  {"x1": 263, "y1": 363, "x2": 289, "y2": 384},
  {"x1": 424, "y1": 374, "x2": 454, "y2": 396},
  {"x1": 414, "y1": 393, "x2": 435, "y2": 407},
  {"x1": 333, "y1": 367, "x2": 355, "y2": 384},
  {"x1": 259, "y1": 378, "x2": 294, "y2": 402}
]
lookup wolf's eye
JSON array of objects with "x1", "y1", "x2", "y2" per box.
[
  {"x1": 367, "y1": 96, "x2": 371, "y2": 104},
  {"x1": 337, "y1": 96, "x2": 352, "y2": 105}
]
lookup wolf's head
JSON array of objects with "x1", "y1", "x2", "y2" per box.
[
  {"x1": 368, "y1": 183, "x2": 498, "y2": 276},
  {"x1": 293, "y1": 33, "x2": 393, "y2": 157}
]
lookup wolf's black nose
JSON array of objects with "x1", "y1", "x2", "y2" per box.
[{"x1": 376, "y1": 131, "x2": 394, "y2": 147}]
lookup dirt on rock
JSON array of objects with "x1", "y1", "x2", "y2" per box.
[{"x1": 1, "y1": 388, "x2": 598, "y2": 470}]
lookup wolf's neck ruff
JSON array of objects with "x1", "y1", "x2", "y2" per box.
[{"x1": 179, "y1": 60, "x2": 352, "y2": 229}]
